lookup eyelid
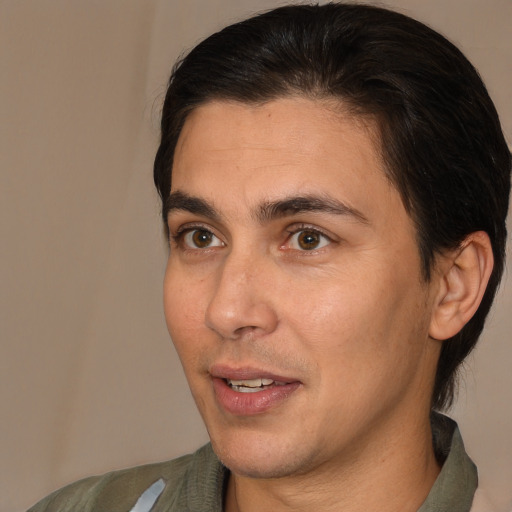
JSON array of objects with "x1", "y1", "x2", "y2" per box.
[
  {"x1": 285, "y1": 223, "x2": 335, "y2": 238},
  {"x1": 170, "y1": 222, "x2": 225, "y2": 250},
  {"x1": 282, "y1": 223, "x2": 336, "y2": 251}
]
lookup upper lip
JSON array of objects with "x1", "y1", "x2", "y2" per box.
[{"x1": 210, "y1": 364, "x2": 299, "y2": 384}]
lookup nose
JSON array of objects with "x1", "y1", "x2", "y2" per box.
[{"x1": 205, "y1": 251, "x2": 279, "y2": 340}]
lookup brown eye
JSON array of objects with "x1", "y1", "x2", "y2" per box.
[
  {"x1": 290, "y1": 229, "x2": 330, "y2": 251},
  {"x1": 192, "y1": 230, "x2": 213, "y2": 248},
  {"x1": 183, "y1": 229, "x2": 223, "y2": 249},
  {"x1": 298, "y1": 231, "x2": 320, "y2": 250}
]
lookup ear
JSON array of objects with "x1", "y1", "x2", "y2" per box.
[{"x1": 429, "y1": 231, "x2": 494, "y2": 341}]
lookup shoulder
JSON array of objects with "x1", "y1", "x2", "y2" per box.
[{"x1": 27, "y1": 444, "x2": 221, "y2": 512}]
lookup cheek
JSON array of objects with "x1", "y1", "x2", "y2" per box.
[
  {"x1": 281, "y1": 264, "x2": 379, "y2": 337},
  {"x1": 163, "y1": 262, "x2": 207, "y2": 352},
  {"x1": 283, "y1": 262, "x2": 426, "y2": 368},
  {"x1": 163, "y1": 275, "x2": 210, "y2": 398}
]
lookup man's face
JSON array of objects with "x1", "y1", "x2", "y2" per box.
[{"x1": 164, "y1": 98, "x2": 441, "y2": 479}]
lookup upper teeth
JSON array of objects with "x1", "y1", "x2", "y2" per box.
[{"x1": 228, "y1": 378, "x2": 274, "y2": 387}]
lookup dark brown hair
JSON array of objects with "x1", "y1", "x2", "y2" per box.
[{"x1": 154, "y1": 3, "x2": 511, "y2": 410}]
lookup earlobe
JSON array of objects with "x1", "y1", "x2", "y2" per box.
[{"x1": 429, "y1": 231, "x2": 494, "y2": 341}]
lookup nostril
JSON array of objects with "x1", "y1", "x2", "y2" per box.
[{"x1": 205, "y1": 302, "x2": 278, "y2": 341}]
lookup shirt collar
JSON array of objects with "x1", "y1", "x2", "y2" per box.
[
  {"x1": 177, "y1": 413, "x2": 477, "y2": 512},
  {"x1": 418, "y1": 413, "x2": 478, "y2": 512}
]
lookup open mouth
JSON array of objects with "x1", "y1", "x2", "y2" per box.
[
  {"x1": 226, "y1": 377, "x2": 287, "y2": 393},
  {"x1": 212, "y1": 370, "x2": 302, "y2": 414}
]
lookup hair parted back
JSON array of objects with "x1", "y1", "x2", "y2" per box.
[{"x1": 154, "y1": 2, "x2": 511, "y2": 410}]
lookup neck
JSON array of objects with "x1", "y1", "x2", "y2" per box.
[{"x1": 225, "y1": 413, "x2": 441, "y2": 512}]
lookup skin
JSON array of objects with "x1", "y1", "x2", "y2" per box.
[{"x1": 164, "y1": 98, "x2": 446, "y2": 512}]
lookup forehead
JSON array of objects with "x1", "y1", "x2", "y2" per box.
[
  {"x1": 171, "y1": 98, "x2": 406, "y2": 230},
  {"x1": 174, "y1": 98, "x2": 379, "y2": 172}
]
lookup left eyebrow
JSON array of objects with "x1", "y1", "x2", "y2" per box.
[{"x1": 255, "y1": 195, "x2": 370, "y2": 225}]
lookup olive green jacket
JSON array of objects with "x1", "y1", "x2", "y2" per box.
[{"x1": 28, "y1": 415, "x2": 477, "y2": 512}]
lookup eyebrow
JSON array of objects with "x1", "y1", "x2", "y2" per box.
[
  {"x1": 256, "y1": 195, "x2": 369, "y2": 224},
  {"x1": 165, "y1": 191, "x2": 220, "y2": 221},
  {"x1": 166, "y1": 190, "x2": 369, "y2": 225}
]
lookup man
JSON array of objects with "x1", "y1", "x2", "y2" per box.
[{"x1": 29, "y1": 3, "x2": 510, "y2": 512}]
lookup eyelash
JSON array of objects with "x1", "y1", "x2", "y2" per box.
[
  {"x1": 169, "y1": 223, "x2": 334, "y2": 252},
  {"x1": 284, "y1": 224, "x2": 333, "y2": 252},
  {"x1": 170, "y1": 224, "x2": 222, "y2": 250}
]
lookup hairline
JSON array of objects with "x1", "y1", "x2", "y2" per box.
[{"x1": 168, "y1": 92, "x2": 433, "y2": 280}]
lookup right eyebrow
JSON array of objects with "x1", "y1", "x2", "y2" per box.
[{"x1": 165, "y1": 191, "x2": 220, "y2": 222}]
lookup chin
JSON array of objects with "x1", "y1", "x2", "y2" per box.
[{"x1": 209, "y1": 428, "x2": 317, "y2": 479}]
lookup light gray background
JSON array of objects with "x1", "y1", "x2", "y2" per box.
[{"x1": 1, "y1": 1, "x2": 511, "y2": 511}]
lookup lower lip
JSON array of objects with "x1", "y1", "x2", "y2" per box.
[{"x1": 212, "y1": 378, "x2": 301, "y2": 416}]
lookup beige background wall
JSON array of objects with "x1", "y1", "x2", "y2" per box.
[{"x1": 1, "y1": 1, "x2": 510, "y2": 511}]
